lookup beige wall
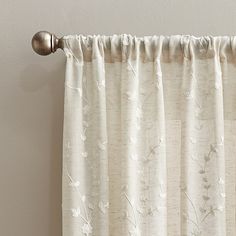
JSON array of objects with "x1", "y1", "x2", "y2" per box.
[{"x1": 1, "y1": 0, "x2": 236, "y2": 235}]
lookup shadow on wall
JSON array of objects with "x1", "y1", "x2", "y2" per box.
[{"x1": 19, "y1": 57, "x2": 65, "y2": 236}]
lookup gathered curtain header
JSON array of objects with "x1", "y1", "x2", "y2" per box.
[{"x1": 63, "y1": 35, "x2": 236, "y2": 63}]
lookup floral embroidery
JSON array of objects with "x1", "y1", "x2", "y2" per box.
[
  {"x1": 71, "y1": 207, "x2": 81, "y2": 217},
  {"x1": 81, "y1": 133, "x2": 86, "y2": 141},
  {"x1": 182, "y1": 144, "x2": 224, "y2": 235},
  {"x1": 97, "y1": 139, "x2": 107, "y2": 151},
  {"x1": 96, "y1": 79, "x2": 105, "y2": 90},
  {"x1": 82, "y1": 223, "x2": 92, "y2": 236},
  {"x1": 98, "y1": 201, "x2": 109, "y2": 214},
  {"x1": 81, "y1": 152, "x2": 88, "y2": 158},
  {"x1": 65, "y1": 84, "x2": 82, "y2": 97},
  {"x1": 184, "y1": 90, "x2": 194, "y2": 100},
  {"x1": 66, "y1": 170, "x2": 92, "y2": 234},
  {"x1": 126, "y1": 91, "x2": 137, "y2": 101},
  {"x1": 63, "y1": 35, "x2": 234, "y2": 236}
]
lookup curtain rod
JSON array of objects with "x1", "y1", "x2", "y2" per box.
[{"x1": 32, "y1": 31, "x2": 63, "y2": 56}]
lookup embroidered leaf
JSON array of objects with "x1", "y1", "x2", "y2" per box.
[
  {"x1": 202, "y1": 195, "x2": 210, "y2": 201},
  {"x1": 209, "y1": 206, "x2": 215, "y2": 216},
  {"x1": 83, "y1": 121, "x2": 89, "y2": 128},
  {"x1": 88, "y1": 203, "x2": 94, "y2": 210},
  {"x1": 199, "y1": 207, "x2": 206, "y2": 214},
  {"x1": 210, "y1": 144, "x2": 217, "y2": 153},
  {"x1": 204, "y1": 184, "x2": 211, "y2": 189},
  {"x1": 204, "y1": 155, "x2": 210, "y2": 162},
  {"x1": 140, "y1": 195, "x2": 148, "y2": 202},
  {"x1": 203, "y1": 177, "x2": 208, "y2": 182}
]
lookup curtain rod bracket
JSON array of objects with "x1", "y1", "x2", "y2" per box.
[{"x1": 31, "y1": 31, "x2": 63, "y2": 56}]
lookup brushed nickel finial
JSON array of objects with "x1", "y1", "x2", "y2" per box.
[{"x1": 31, "y1": 31, "x2": 63, "y2": 56}]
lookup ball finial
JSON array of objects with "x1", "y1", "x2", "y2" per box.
[{"x1": 31, "y1": 31, "x2": 61, "y2": 56}]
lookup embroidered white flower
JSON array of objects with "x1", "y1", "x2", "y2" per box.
[
  {"x1": 130, "y1": 154, "x2": 138, "y2": 161},
  {"x1": 98, "y1": 140, "x2": 107, "y2": 151},
  {"x1": 218, "y1": 177, "x2": 225, "y2": 185},
  {"x1": 81, "y1": 134, "x2": 86, "y2": 141},
  {"x1": 81, "y1": 195, "x2": 86, "y2": 202},
  {"x1": 126, "y1": 91, "x2": 137, "y2": 101},
  {"x1": 129, "y1": 136, "x2": 137, "y2": 144},
  {"x1": 71, "y1": 208, "x2": 80, "y2": 217},
  {"x1": 82, "y1": 223, "x2": 92, "y2": 236},
  {"x1": 190, "y1": 137, "x2": 197, "y2": 144},
  {"x1": 220, "y1": 192, "x2": 226, "y2": 198},
  {"x1": 217, "y1": 205, "x2": 224, "y2": 212},
  {"x1": 81, "y1": 152, "x2": 88, "y2": 158},
  {"x1": 184, "y1": 90, "x2": 194, "y2": 100},
  {"x1": 218, "y1": 136, "x2": 224, "y2": 145},
  {"x1": 96, "y1": 79, "x2": 105, "y2": 90},
  {"x1": 98, "y1": 201, "x2": 109, "y2": 214},
  {"x1": 129, "y1": 227, "x2": 140, "y2": 236}
]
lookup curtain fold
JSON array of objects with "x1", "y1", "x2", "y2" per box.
[{"x1": 62, "y1": 35, "x2": 236, "y2": 236}]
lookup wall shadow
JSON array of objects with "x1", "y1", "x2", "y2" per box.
[{"x1": 19, "y1": 57, "x2": 65, "y2": 236}]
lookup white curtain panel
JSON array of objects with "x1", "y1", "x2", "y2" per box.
[{"x1": 62, "y1": 35, "x2": 236, "y2": 236}]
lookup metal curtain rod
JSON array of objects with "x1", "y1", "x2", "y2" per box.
[{"x1": 32, "y1": 31, "x2": 63, "y2": 56}]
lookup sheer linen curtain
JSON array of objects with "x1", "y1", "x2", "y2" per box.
[{"x1": 62, "y1": 35, "x2": 236, "y2": 236}]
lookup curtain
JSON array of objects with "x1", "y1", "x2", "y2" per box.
[{"x1": 62, "y1": 35, "x2": 236, "y2": 236}]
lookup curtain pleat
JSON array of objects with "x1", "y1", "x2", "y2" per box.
[{"x1": 62, "y1": 35, "x2": 236, "y2": 236}]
